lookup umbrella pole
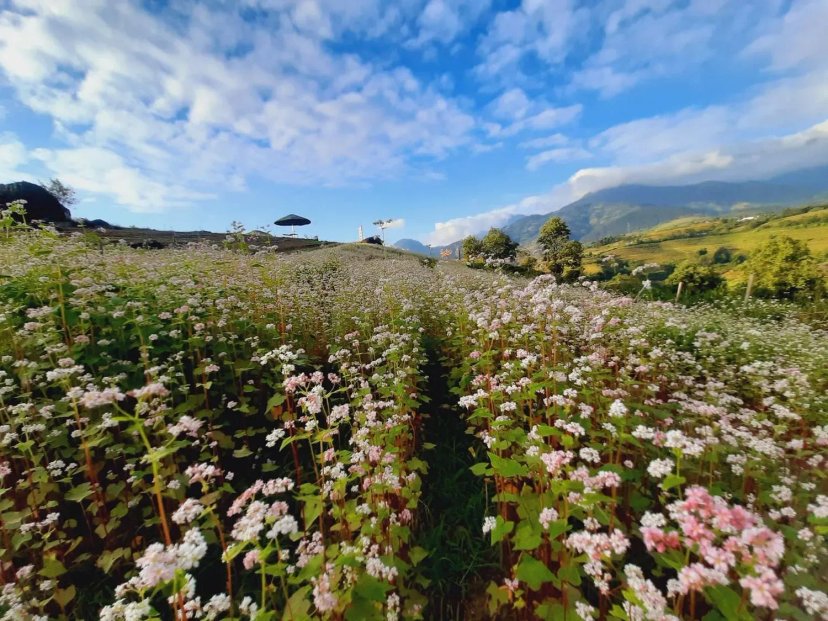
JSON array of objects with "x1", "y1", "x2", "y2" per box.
[{"x1": 292, "y1": 224, "x2": 296, "y2": 236}]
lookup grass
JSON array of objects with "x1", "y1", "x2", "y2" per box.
[{"x1": 584, "y1": 205, "x2": 828, "y2": 272}]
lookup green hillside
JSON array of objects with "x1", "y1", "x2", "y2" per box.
[{"x1": 583, "y1": 204, "x2": 828, "y2": 277}]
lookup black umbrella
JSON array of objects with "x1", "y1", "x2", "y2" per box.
[{"x1": 274, "y1": 213, "x2": 311, "y2": 237}]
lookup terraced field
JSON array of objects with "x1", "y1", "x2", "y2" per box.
[{"x1": 584, "y1": 206, "x2": 828, "y2": 273}]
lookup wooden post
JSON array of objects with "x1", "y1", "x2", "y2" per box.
[
  {"x1": 744, "y1": 273, "x2": 754, "y2": 302},
  {"x1": 675, "y1": 281, "x2": 684, "y2": 302}
]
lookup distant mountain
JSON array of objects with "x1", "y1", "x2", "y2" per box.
[
  {"x1": 392, "y1": 238, "x2": 462, "y2": 257},
  {"x1": 501, "y1": 171, "x2": 828, "y2": 245},
  {"x1": 0, "y1": 181, "x2": 72, "y2": 222}
]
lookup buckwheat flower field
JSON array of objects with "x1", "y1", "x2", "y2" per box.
[{"x1": 0, "y1": 229, "x2": 826, "y2": 620}]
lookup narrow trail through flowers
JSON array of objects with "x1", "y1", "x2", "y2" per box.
[{"x1": 415, "y1": 341, "x2": 497, "y2": 620}]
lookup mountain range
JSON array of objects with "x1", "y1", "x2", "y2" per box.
[{"x1": 393, "y1": 166, "x2": 828, "y2": 253}]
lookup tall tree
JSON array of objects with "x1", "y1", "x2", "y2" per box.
[
  {"x1": 480, "y1": 228, "x2": 518, "y2": 260},
  {"x1": 41, "y1": 178, "x2": 77, "y2": 207},
  {"x1": 740, "y1": 236, "x2": 823, "y2": 299},
  {"x1": 461, "y1": 235, "x2": 484, "y2": 261},
  {"x1": 537, "y1": 216, "x2": 582, "y2": 278}
]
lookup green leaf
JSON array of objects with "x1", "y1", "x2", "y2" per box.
[
  {"x1": 281, "y1": 585, "x2": 312, "y2": 621},
  {"x1": 661, "y1": 474, "x2": 686, "y2": 491},
  {"x1": 516, "y1": 555, "x2": 556, "y2": 591},
  {"x1": 535, "y1": 602, "x2": 566, "y2": 621},
  {"x1": 97, "y1": 547, "x2": 127, "y2": 573},
  {"x1": 353, "y1": 574, "x2": 392, "y2": 602},
  {"x1": 267, "y1": 393, "x2": 286, "y2": 411},
  {"x1": 488, "y1": 452, "x2": 527, "y2": 477},
  {"x1": 706, "y1": 585, "x2": 751, "y2": 621},
  {"x1": 409, "y1": 546, "x2": 428, "y2": 567},
  {"x1": 514, "y1": 523, "x2": 542, "y2": 551},
  {"x1": 470, "y1": 462, "x2": 490, "y2": 476},
  {"x1": 65, "y1": 483, "x2": 93, "y2": 502},
  {"x1": 345, "y1": 595, "x2": 382, "y2": 621},
  {"x1": 40, "y1": 557, "x2": 67, "y2": 578},
  {"x1": 53, "y1": 585, "x2": 76, "y2": 609},
  {"x1": 558, "y1": 564, "x2": 581, "y2": 586},
  {"x1": 301, "y1": 495, "x2": 322, "y2": 529},
  {"x1": 545, "y1": 519, "x2": 569, "y2": 540},
  {"x1": 491, "y1": 517, "x2": 514, "y2": 544}
]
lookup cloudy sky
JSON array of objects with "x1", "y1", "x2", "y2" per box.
[{"x1": 1, "y1": 0, "x2": 826, "y2": 244}]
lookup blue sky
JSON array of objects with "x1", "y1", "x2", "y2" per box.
[{"x1": 1, "y1": 0, "x2": 826, "y2": 244}]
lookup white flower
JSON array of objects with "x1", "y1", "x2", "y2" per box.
[
  {"x1": 539, "y1": 507, "x2": 559, "y2": 529},
  {"x1": 647, "y1": 458, "x2": 674, "y2": 479},
  {"x1": 608, "y1": 399, "x2": 627, "y2": 418},
  {"x1": 172, "y1": 499, "x2": 204, "y2": 525}
]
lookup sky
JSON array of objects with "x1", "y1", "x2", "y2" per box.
[{"x1": 0, "y1": 0, "x2": 826, "y2": 245}]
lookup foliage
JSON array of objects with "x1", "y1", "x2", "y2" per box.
[
  {"x1": 740, "y1": 235, "x2": 825, "y2": 299},
  {"x1": 596, "y1": 254, "x2": 630, "y2": 281},
  {"x1": 40, "y1": 178, "x2": 78, "y2": 207},
  {"x1": 480, "y1": 228, "x2": 518, "y2": 261},
  {"x1": 537, "y1": 217, "x2": 583, "y2": 280},
  {"x1": 583, "y1": 205, "x2": 828, "y2": 280},
  {"x1": 461, "y1": 235, "x2": 484, "y2": 261},
  {"x1": 666, "y1": 260, "x2": 725, "y2": 292},
  {"x1": 0, "y1": 229, "x2": 825, "y2": 620},
  {"x1": 712, "y1": 246, "x2": 732, "y2": 264}
]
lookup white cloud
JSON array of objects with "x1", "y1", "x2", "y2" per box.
[
  {"x1": 407, "y1": 0, "x2": 491, "y2": 47},
  {"x1": 0, "y1": 1, "x2": 477, "y2": 211},
  {"x1": 486, "y1": 104, "x2": 582, "y2": 138},
  {"x1": 425, "y1": 187, "x2": 578, "y2": 245},
  {"x1": 384, "y1": 218, "x2": 406, "y2": 229},
  {"x1": 31, "y1": 146, "x2": 214, "y2": 213},
  {"x1": 425, "y1": 119, "x2": 828, "y2": 244},
  {"x1": 0, "y1": 134, "x2": 30, "y2": 181},
  {"x1": 526, "y1": 147, "x2": 591, "y2": 171},
  {"x1": 489, "y1": 88, "x2": 533, "y2": 121},
  {"x1": 519, "y1": 133, "x2": 570, "y2": 150},
  {"x1": 476, "y1": 0, "x2": 589, "y2": 81},
  {"x1": 743, "y1": 0, "x2": 827, "y2": 72},
  {"x1": 475, "y1": 0, "x2": 786, "y2": 98},
  {"x1": 425, "y1": 118, "x2": 828, "y2": 245}
]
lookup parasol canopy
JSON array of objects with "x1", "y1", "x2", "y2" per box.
[{"x1": 274, "y1": 213, "x2": 311, "y2": 237}]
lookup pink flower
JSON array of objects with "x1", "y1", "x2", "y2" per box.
[
  {"x1": 539, "y1": 507, "x2": 559, "y2": 529},
  {"x1": 739, "y1": 569, "x2": 784, "y2": 609},
  {"x1": 243, "y1": 550, "x2": 261, "y2": 570},
  {"x1": 641, "y1": 527, "x2": 680, "y2": 553}
]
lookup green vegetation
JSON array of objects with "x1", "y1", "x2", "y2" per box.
[
  {"x1": 739, "y1": 236, "x2": 824, "y2": 299},
  {"x1": 0, "y1": 221, "x2": 826, "y2": 620},
  {"x1": 584, "y1": 205, "x2": 828, "y2": 302},
  {"x1": 585, "y1": 204, "x2": 828, "y2": 270},
  {"x1": 666, "y1": 261, "x2": 724, "y2": 294},
  {"x1": 536, "y1": 216, "x2": 583, "y2": 280},
  {"x1": 480, "y1": 227, "x2": 518, "y2": 261},
  {"x1": 461, "y1": 235, "x2": 484, "y2": 261}
]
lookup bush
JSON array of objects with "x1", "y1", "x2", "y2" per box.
[
  {"x1": 740, "y1": 235, "x2": 825, "y2": 299},
  {"x1": 666, "y1": 260, "x2": 724, "y2": 292},
  {"x1": 480, "y1": 228, "x2": 518, "y2": 260},
  {"x1": 712, "y1": 246, "x2": 732, "y2": 264}
]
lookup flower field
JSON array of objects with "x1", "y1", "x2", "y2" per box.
[{"x1": 0, "y1": 229, "x2": 826, "y2": 620}]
